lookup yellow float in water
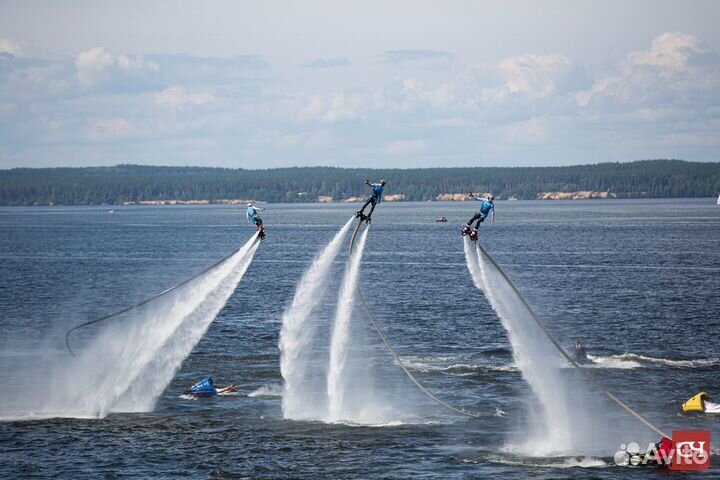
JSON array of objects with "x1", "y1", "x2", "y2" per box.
[{"x1": 682, "y1": 392, "x2": 708, "y2": 412}]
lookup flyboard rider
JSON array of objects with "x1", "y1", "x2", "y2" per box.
[
  {"x1": 462, "y1": 193, "x2": 495, "y2": 241},
  {"x1": 246, "y1": 202, "x2": 266, "y2": 239},
  {"x1": 356, "y1": 179, "x2": 386, "y2": 223}
]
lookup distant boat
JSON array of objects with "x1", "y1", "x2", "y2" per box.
[
  {"x1": 435, "y1": 216, "x2": 447, "y2": 222},
  {"x1": 717, "y1": 194, "x2": 720, "y2": 205},
  {"x1": 108, "y1": 209, "x2": 115, "y2": 214}
]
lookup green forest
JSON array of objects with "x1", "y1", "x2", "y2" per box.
[{"x1": 0, "y1": 160, "x2": 718, "y2": 206}]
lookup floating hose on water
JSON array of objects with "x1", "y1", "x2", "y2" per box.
[
  {"x1": 65, "y1": 234, "x2": 260, "y2": 357},
  {"x1": 473, "y1": 241, "x2": 670, "y2": 439},
  {"x1": 349, "y1": 218, "x2": 483, "y2": 419}
]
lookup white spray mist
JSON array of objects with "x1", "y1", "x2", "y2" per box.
[
  {"x1": 279, "y1": 218, "x2": 354, "y2": 420},
  {"x1": 4, "y1": 234, "x2": 260, "y2": 420},
  {"x1": 326, "y1": 226, "x2": 369, "y2": 422},
  {"x1": 464, "y1": 238, "x2": 643, "y2": 455}
]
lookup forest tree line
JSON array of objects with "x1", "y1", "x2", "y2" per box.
[{"x1": 0, "y1": 160, "x2": 718, "y2": 206}]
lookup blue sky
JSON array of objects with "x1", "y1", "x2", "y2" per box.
[{"x1": 1, "y1": 0, "x2": 719, "y2": 169}]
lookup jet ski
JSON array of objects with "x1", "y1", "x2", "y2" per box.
[
  {"x1": 184, "y1": 376, "x2": 239, "y2": 397},
  {"x1": 682, "y1": 392, "x2": 720, "y2": 413},
  {"x1": 615, "y1": 437, "x2": 674, "y2": 467}
]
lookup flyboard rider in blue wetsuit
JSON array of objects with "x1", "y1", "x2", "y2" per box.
[
  {"x1": 246, "y1": 202, "x2": 266, "y2": 239},
  {"x1": 356, "y1": 179, "x2": 386, "y2": 223},
  {"x1": 461, "y1": 193, "x2": 495, "y2": 241}
]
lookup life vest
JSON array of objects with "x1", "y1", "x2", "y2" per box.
[
  {"x1": 480, "y1": 200, "x2": 494, "y2": 215},
  {"x1": 372, "y1": 184, "x2": 384, "y2": 202}
]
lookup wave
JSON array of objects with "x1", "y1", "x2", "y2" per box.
[
  {"x1": 399, "y1": 356, "x2": 518, "y2": 375},
  {"x1": 586, "y1": 353, "x2": 720, "y2": 369},
  {"x1": 330, "y1": 417, "x2": 464, "y2": 427},
  {"x1": 0, "y1": 412, "x2": 99, "y2": 422},
  {"x1": 404, "y1": 361, "x2": 519, "y2": 374},
  {"x1": 179, "y1": 391, "x2": 241, "y2": 400},
  {"x1": 248, "y1": 384, "x2": 283, "y2": 398},
  {"x1": 483, "y1": 454, "x2": 608, "y2": 469},
  {"x1": 584, "y1": 355, "x2": 641, "y2": 369},
  {"x1": 400, "y1": 352, "x2": 718, "y2": 373}
]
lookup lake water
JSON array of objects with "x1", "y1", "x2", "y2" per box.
[{"x1": 1, "y1": 199, "x2": 719, "y2": 478}]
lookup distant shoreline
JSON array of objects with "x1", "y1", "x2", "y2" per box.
[
  {"x1": 1, "y1": 160, "x2": 718, "y2": 206},
  {"x1": 116, "y1": 191, "x2": 614, "y2": 206},
  {"x1": 8, "y1": 197, "x2": 718, "y2": 208}
]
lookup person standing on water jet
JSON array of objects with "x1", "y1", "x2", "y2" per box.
[
  {"x1": 356, "y1": 179, "x2": 386, "y2": 223},
  {"x1": 461, "y1": 193, "x2": 495, "y2": 241},
  {"x1": 247, "y1": 202, "x2": 266, "y2": 239}
]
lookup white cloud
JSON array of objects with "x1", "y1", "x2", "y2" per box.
[
  {"x1": 0, "y1": 38, "x2": 22, "y2": 56},
  {"x1": 505, "y1": 117, "x2": 549, "y2": 145},
  {"x1": 499, "y1": 54, "x2": 573, "y2": 99},
  {"x1": 399, "y1": 78, "x2": 457, "y2": 109},
  {"x1": 117, "y1": 53, "x2": 158, "y2": 72},
  {"x1": 575, "y1": 32, "x2": 720, "y2": 111},
  {"x1": 75, "y1": 47, "x2": 160, "y2": 88},
  {"x1": 300, "y1": 93, "x2": 367, "y2": 122},
  {"x1": 627, "y1": 32, "x2": 705, "y2": 73},
  {"x1": 383, "y1": 139, "x2": 426, "y2": 156},
  {"x1": 575, "y1": 76, "x2": 622, "y2": 107},
  {"x1": 154, "y1": 86, "x2": 217, "y2": 110},
  {"x1": 75, "y1": 47, "x2": 114, "y2": 86},
  {"x1": 2, "y1": 27, "x2": 719, "y2": 169}
]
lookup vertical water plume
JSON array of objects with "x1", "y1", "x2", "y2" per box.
[
  {"x1": 327, "y1": 226, "x2": 369, "y2": 422},
  {"x1": 463, "y1": 237, "x2": 483, "y2": 290},
  {"x1": 279, "y1": 218, "x2": 354, "y2": 420}
]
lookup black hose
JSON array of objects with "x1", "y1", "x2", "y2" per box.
[
  {"x1": 65, "y1": 235, "x2": 259, "y2": 357},
  {"x1": 349, "y1": 218, "x2": 484, "y2": 418},
  {"x1": 473, "y1": 240, "x2": 669, "y2": 439}
]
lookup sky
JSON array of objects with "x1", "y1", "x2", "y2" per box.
[{"x1": 1, "y1": 0, "x2": 719, "y2": 169}]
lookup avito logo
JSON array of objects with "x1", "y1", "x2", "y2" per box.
[
  {"x1": 614, "y1": 431, "x2": 710, "y2": 470},
  {"x1": 671, "y1": 430, "x2": 710, "y2": 471}
]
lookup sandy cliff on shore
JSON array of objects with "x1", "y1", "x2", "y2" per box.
[
  {"x1": 436, "y1": 193, "x2": 493, "y2": 201},
  {"x1": 536, "y1": 191, "x2": 616, "y2": 200}
]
